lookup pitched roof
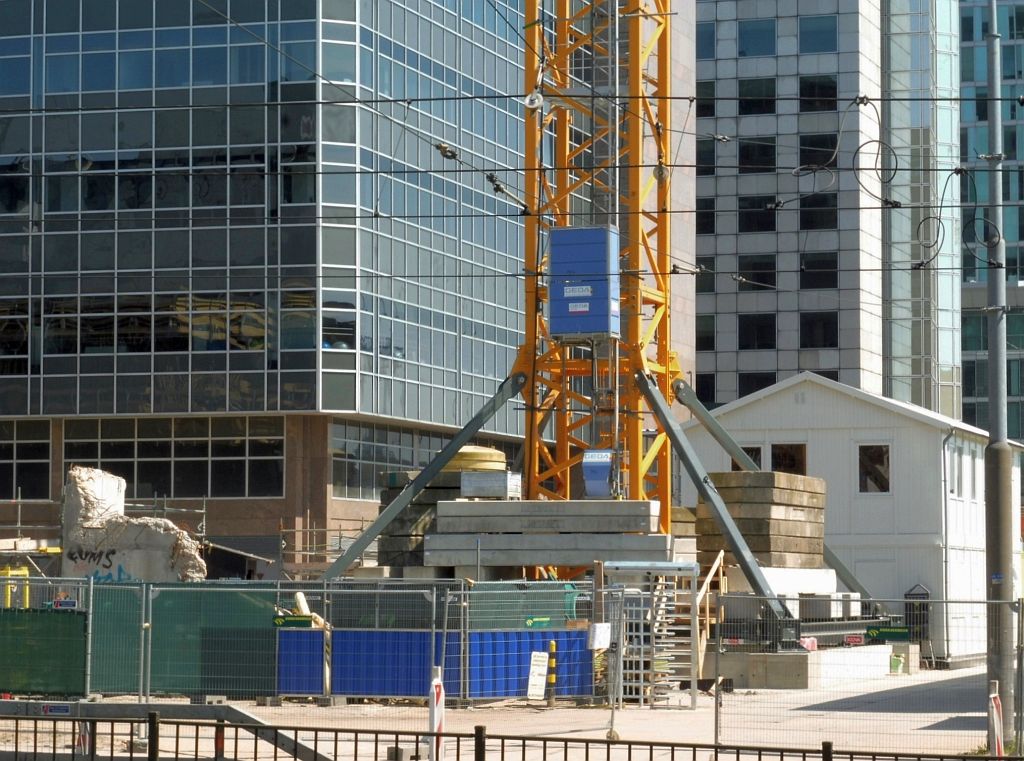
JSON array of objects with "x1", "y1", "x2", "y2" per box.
[{"x1": 683, "y1": 371, "x2": 1022, "y2": 447}]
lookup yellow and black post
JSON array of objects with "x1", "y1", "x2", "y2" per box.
[{"x1": 546, "y1": 639, "x2": 557, "y2": 708}]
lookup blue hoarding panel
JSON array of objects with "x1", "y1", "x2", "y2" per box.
[
  {"x1": 548, "y1": 227, "x2": 620, "y2": 339},
  {"x1": 467, "y1": 630, "x2": 592, "y2": 699},
  {"x1": 330, "y1": 631, "x2": 463, "y2": 698},
  {"x1": 277, "y1": 629, "x2": 325, "y2": 695}
]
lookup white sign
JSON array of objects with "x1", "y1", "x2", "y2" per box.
[
  {"x1": 567, "y1": 302, "x2": 590, "y2": 313},
  {"x1": 588, "y1": 622, "x2": 611, "y2": 650},
  {"x1": 526, "y1": 651, "x2": 548, "y2": 701},
  {"x1": 429, "y1": 677, "x2": 445, "y2": 761},
  {"x1": 564, "y1": 285, "x2": 593, "y2": 297}
]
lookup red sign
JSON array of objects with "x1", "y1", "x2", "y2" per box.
[
  {"x1": 429, "y1": 678, "x2": 445, "y2": 761},
  {"x1": 844, "y1": 634, "x2": 865, "y2": 646}
]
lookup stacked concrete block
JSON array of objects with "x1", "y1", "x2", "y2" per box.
[
  {"x1": 696, "y1": 471, "x2": 826, "y2": 570},
  {"x1": 671, "y1": 506, "x2": 697, "y2": 562},
  {"x1": 376, "y1": 470, "x2": 462, "y2": 568}
]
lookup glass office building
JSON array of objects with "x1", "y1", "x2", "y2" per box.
[
  {"x1": 960, "y1": 2, "x2": 1024, "y2": 436},
  {"x1": 0, "y1": 0, "x2": 528, "y2": 548}
]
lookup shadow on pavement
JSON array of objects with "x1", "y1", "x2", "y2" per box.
[{"x1": 796, "y1": 673, "x2": 986, "y2": 714}]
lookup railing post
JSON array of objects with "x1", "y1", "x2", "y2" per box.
[
  {"x1": 214, "y1": 719, "x2": 225, "y2": 761},
  {"x1": 474, "y1": 725, "x2": 486, "y2": 761},
  {"x1": 88, "y1": 720, "x2": 97, "y2": 761},
  {"x1": 821, "y1": 741, "x2": 833, "y2": 761},
  {"x1": 147, "y1": 712, "x2": 159, "y2": 761}
]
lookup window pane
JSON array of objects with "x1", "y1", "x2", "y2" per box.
[
  {"x1": 800, "y1": 75, "x2": 837, "y2": 112},
  {"x1": 771, "y1": 444, "x2": 807, "y2": 475},
  {"x1": 697, "y1": 22, "x2": 715, "y2": 59},
  {"x1": 859, "y1": 445, "x2": 890, "y2": 492},
  {"x1": 738, "y1": 195, "x2": 776, "y2": 233},
  {"x1": 800, "y1": 193, "x2": 838, "y2": 229},
  {"x1": 696, "y1": 197, "x2": 715, "y2": 235},
  {"x1": 738, "y1": 254, "x2": 776, "y2": 290},
  {"x1": 738, "y1": 19, "x2": 776, "y2": 57},
  {"x1": 738, "y1": 372, "x2": 775, "y2": 397},
  {"x1": 156, "y1": 49, "x2": 190, "y2": 88},
  {"x1": 738, "y1": 78, "x2": 775, "y2": 115},
  {"x1": 46, "y1": 54, "x2": 80, "y2": 93},
  {"x1": 800, "y1": 252, "x2": 838, "y2": 289},
  {"x1": 696, "y1": 314, "x2": 715, "y2": 351},
  {"x1": 119, "y1": 51, "x2": 153, "y2": 90},
  {"x1": 696, "y1": 81, "x2": 715, "y2": 117},
  {"x1": 799, "y1": 133, "x2": 838, "y2": 168},
  {"x1": 738, "y1": 138, "x2": 775, "y2": 173},
  {"x1": 696, "y1": 257, "x2": 715, "y2": 293},
  {"x1": 800, "y1": 15, "x2": 838, "y2": 54},
  {"x1": 737, "y1": 313, "x2": 776, "y2": 350},
  {"x1": 696, "y1": 138, "x2": 715, "y2": 176},
  {"x1": 800, "y1": 311, "x2": 839, "y2": 348}
]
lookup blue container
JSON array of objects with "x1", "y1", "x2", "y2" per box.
[
  {"x1": 277, "y1": 629, "x2": 325, "y2": 695},
  {"x1": 548, "y1": 227, "x2": 620, "y2": 340}
]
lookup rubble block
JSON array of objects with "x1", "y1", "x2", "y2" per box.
[
  {"x1": 698, "y1": 535, "x2": 822, "y2": 555},
  {"x1": 671, "y1": 506, "x2": 696, "y2": 537},
  {"x1": 380, "y1": 487, "x2": 462, "y2": 506},
  {"x1": 424, "y1": 532, "x2": 672, "y2": 566},
  {"x1": 379, "y1": 470, "x2": 463, "y2": 489},
  {"x1": 697, "y1": 503, "x2": 824, "y2": 522},
  {"x1": 710, "y1": 487, "x2": 826, "y2": 508},
  {"x1": 710, "y1": 471, "x2": 826, "y2": 494},
  {"x1": 435, "y1": 500, "x2": 660, "y2": 534},
  {"x1": 380, "y1": 502, "x2": 436, "y2": 536},
  {"x1": 696, "y1": 518, "x2": 824, "y2": 539},
  {"x1": 697, "y1": 550, "x2": 824, "y2": 569}
]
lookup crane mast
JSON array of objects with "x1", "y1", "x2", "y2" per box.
[{"x1": 513, "y1": 0, "x2": 678, "y2": 532}]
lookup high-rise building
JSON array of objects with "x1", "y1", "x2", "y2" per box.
[
  {"x1": 0, "y1": 0, "x2": 534, "y2": 563},
  {"x1": 959, "y1": 2, "x2": 1024, "y2": 437},
  {"x1": 694, "y1": 0, "x2": 961, "y2": 416}
]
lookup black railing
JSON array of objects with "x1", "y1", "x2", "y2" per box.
[{"x1": 0, "y1": 714, "x2": 1011, "y2": 761}]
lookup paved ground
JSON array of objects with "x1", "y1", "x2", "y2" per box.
[
  {"x1": 238, "y1": 665, "x2": 989, "y2": 754},
  {"x1": 0, "y1": 666, "x2": 992, "y2": 759}
]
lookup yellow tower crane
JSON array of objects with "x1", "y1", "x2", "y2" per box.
[{"x1": 511, "y1": 0, "x2": 677, "y2": 532}]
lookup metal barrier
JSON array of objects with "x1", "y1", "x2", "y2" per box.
[
  {"x1": 0, "y1": 714, "x2": 1010, "y2": 761},
  {"x1": 714, "y1": 595, "x2": 1017, "y2": 754}
]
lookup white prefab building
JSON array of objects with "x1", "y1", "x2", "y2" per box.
[{"x1": 678, "y1": 372, "x2": 1023, "y2": 662}]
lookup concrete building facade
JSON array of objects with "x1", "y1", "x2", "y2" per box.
[{"x1": 694, "y1": 0, "x2": 960, "y2": 416}]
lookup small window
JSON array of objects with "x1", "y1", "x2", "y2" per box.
[
  {"x1": 738, "y1": 195, "x2": 776, "y2": 233},
  {"x1": 695, "y1": 373, "x2": 716, "y2": 407},
  {"x1": 800, "y1": 311, "x2": 839, "y2": 348},
  {"x1": 858, "y1": 444, "x2": 890, "y2": 493},
  {"x1": 696, "y1": 197, "x2": 716, "y2": 235},
  {"x1": 738, "y1": 313, "x2": 776, "y2": 350},
  {"x1": 772, "y1": 443, "x2": 807, "y2": 475},
  {"x1": 696, "y1": 256, "x2": 715, "y2": 293},
  {"x1": 738, "y1": 19, "x2": 776, "y2": 57},
  {"x1": 738, "y1": 137, "x2": 776, "y2": 173},
  {"x1": 696, "y1": 314, "x2": 715, "y2": 351},
  {"x1": 800, "y1": 193, "x2": 838, "y2": 230},
  {"x1": 738, "y1": 254, "x2": 776, "y2": 290},
  {"x1": 738, "y1": 372, "x2": 776, "y2": 397},
  {"x1": 738, "y1": 78, "x2": 776, "y2": 115},
  {"x1": 800, "y1": 75, "x2": 838, "y2": 112},
  {"x1": 731, "y1": 446, "x2": 762, "y2": 471},
  {"x1": 799, "y1": 15, "x2": 838, "y2": 54},
  {"x1": 697, "y1": 138, "x2": 716, "y2": 176},
  {"x1": 799, "y1": 133, "x2": 838, "y2": 168},
  {"x1": 697, "y1": 80, "x2": 715, "y2": 117},
  {"x1": 697, "y1": 22, "x2": 715, "y2": 60},
  {"x1": 800, "y1": 251, "x2": 838, "y2": 289}
]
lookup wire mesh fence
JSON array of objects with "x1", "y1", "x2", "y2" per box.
[{"x1": 714, "y1": 595, "x2": 1012, "y2": 754}]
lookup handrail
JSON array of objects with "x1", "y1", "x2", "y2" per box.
[{"x1": 696, "y1": 549, "x2": 725, "y2": 607}]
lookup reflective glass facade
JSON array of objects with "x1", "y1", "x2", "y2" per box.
[
  {"x1": 0, "y1": 0, "x2": 525, "y2": 503},
  {"x1": 961, "y1": 2, "x2": 1024, "y2": 435}
]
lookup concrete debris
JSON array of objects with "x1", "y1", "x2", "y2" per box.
[{"x1": 62, "y1": 466, "x2": 206, "y2": 582}]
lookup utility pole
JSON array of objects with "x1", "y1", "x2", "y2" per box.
[{"x1": 984, "y1": 0, "x2": 1015, "y2": 739}]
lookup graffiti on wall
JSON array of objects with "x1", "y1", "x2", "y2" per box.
[{"x1": 65, "y1": 546, "x2": 135, "y2": 583}]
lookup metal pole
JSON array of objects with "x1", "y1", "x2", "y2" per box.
[
  {"x1": 137, "y1": 584, "x2": 146, "y2": 706},
  {"x1": 146, "y1": 712, "x2": 159, "y2": 761},
  {"x1": 84, "y1": 578, "x2": 93, "y2": 697},
  {"x1": 473, "y1": 726, "x2": 486, "y2": 761},
  {"x1": 145, "y1": 585, "x2": 153, "y2": 702},
  {"x1": 985, "y1": 0, "x2": 1015, "y2": 738},
  {"x1": 16, "y1": 487, "x2": 21, "y2": 539},
  {"x1": 1016, "y1": 598, "x2": 1023, "y2": 752},
  {"x1": 714, "y1": 612, "x2": 722, "y2": 747}
]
